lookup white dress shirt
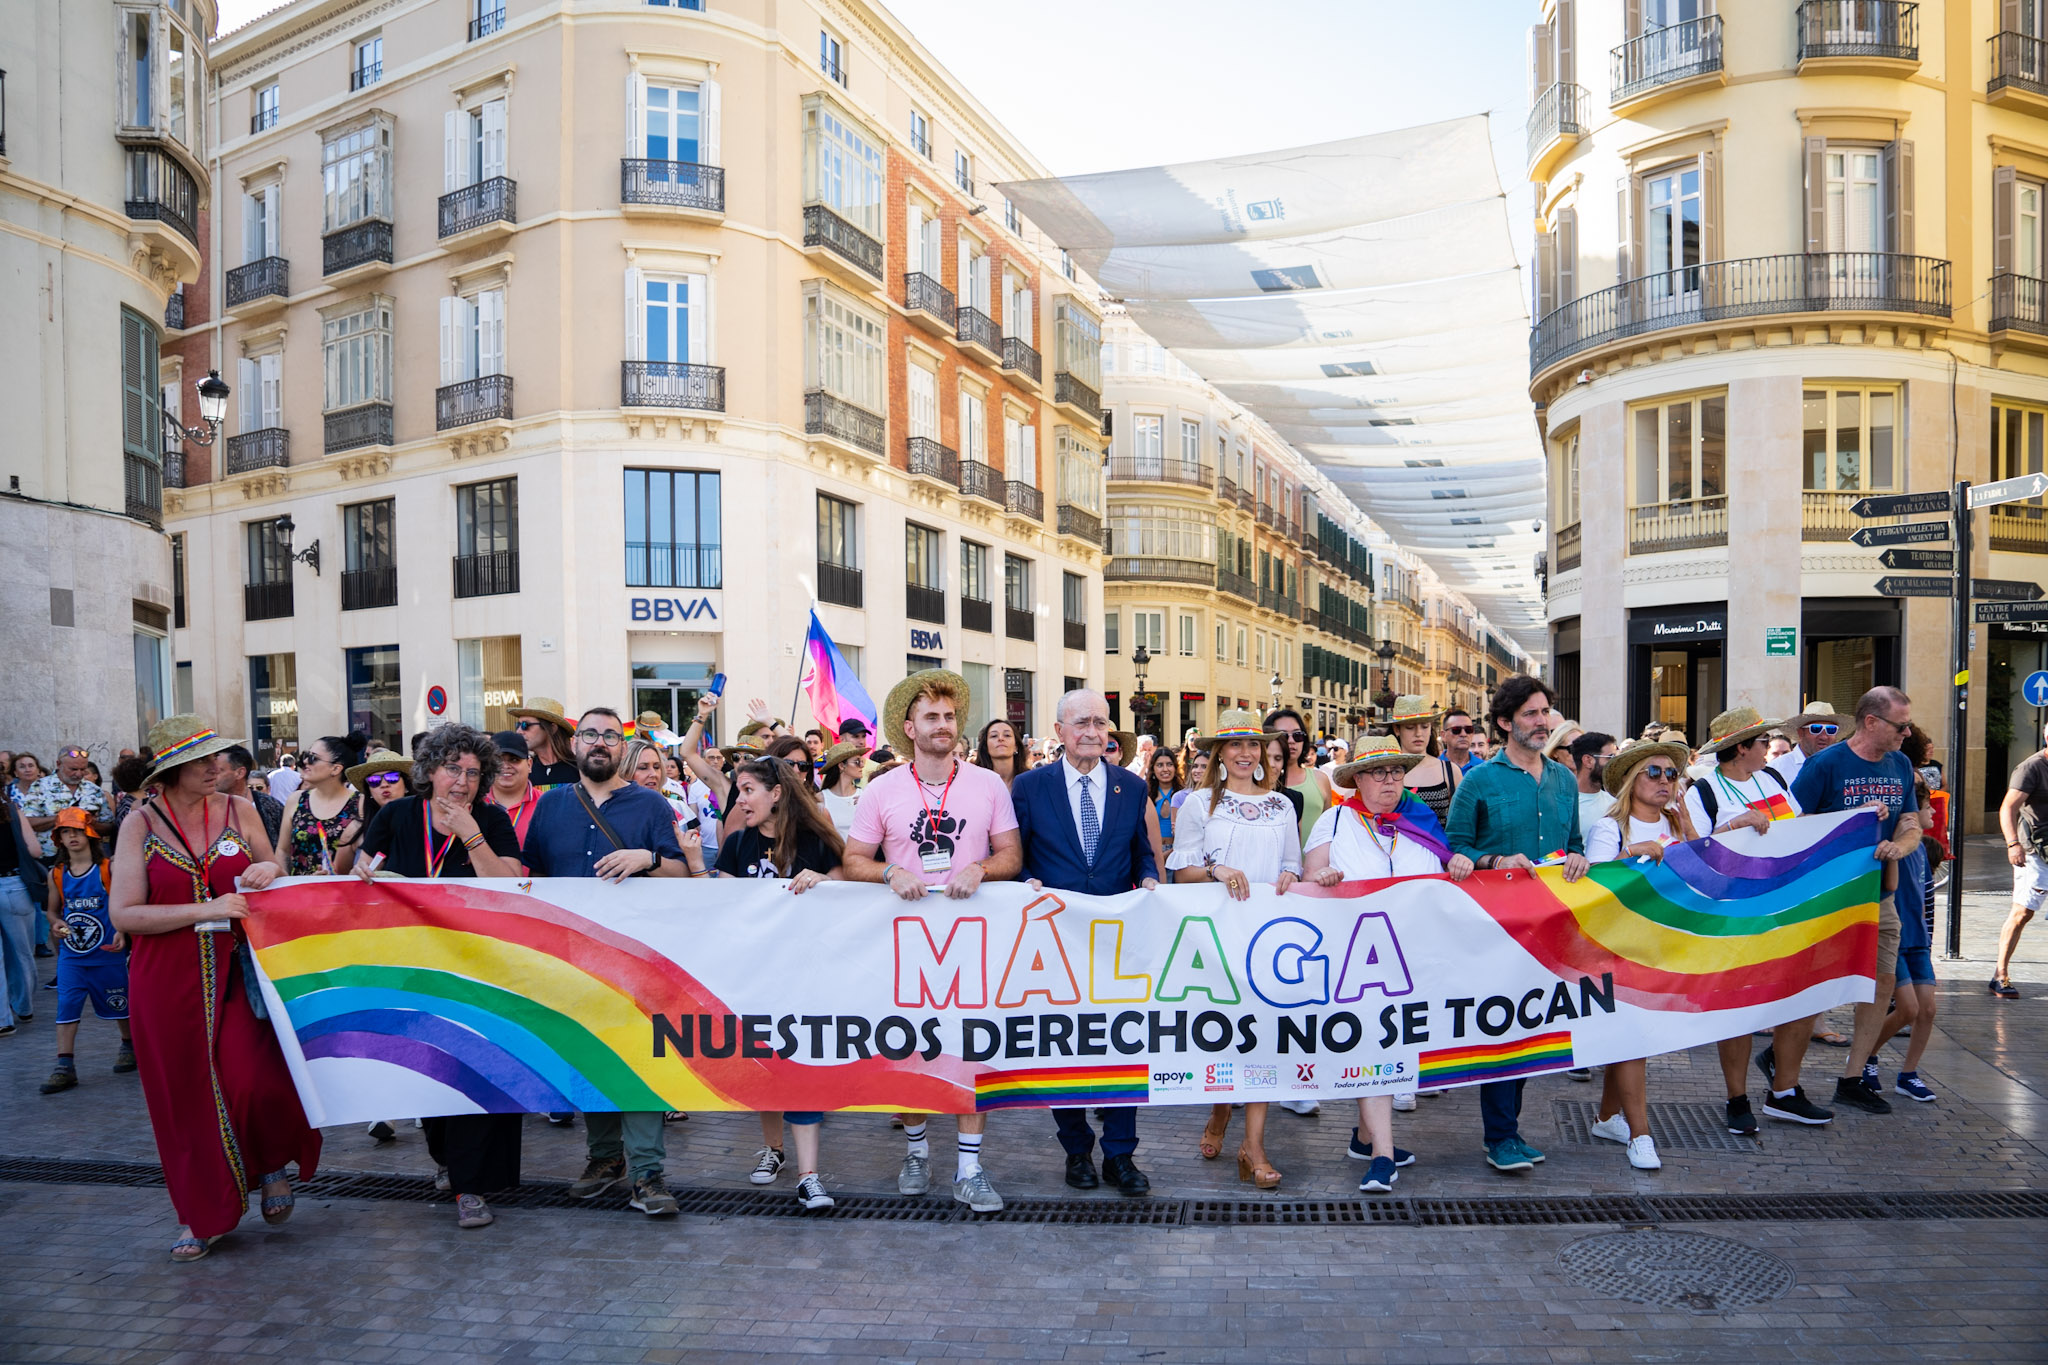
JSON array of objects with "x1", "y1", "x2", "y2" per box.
[{"x1": 1060, "y1": 756, "x2": 1112, "y2": 850}]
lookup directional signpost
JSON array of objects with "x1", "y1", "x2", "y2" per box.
[
  {"x1": 1973, "y1": 578, "x2": 2047, "y2": 602},
  {"x1": 1973, "y1": 602, "x2": 2048, "y2": 624},
  {"x1": 1878, "y1": 548, "x2": 1954, "y2": 571},
  {"x1": 1873, "y1": 575, "x2": 1950, "y2": 598},
  {"x1": 1853, "y1": 490, "x2": 1954, "y2": 518},
  {"x1": 1850, "y1": 520, "x2": 1951, "y2": 548},
  {"x1": 1965, "y1": 472, "x2": 2048, "y2": 509}
]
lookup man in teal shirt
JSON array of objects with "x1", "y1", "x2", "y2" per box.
[{"x1": 1444, "y1": 675, "x2": 1588, "y2": 1174}]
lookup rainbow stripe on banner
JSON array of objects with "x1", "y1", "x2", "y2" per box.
[
  {"x1": 974, "y1": 1064, "x2": 1150, "y2": 1111},
  {"x1": 1419, "y1": 1031, "x2": 1575, "y2": 1086}
]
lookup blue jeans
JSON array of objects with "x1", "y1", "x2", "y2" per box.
[
  {"x1": 0, "y1": 879, "x2": 37, "y2": 1023},
  {"x1": 1053, "y1": 1105, "x2": 1138, "y2": 1159},
  {"x1": 584, "y1": 1111, "x2": 666, "y2": 1182},
  {"x1": 1479, "y1": 1079, "x2": 1525, "y2": 1147}
]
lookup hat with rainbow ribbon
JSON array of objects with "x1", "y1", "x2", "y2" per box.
[
  {"x1": 143, "y1": 716, "x2": 239, "y2": 783},
  {"x1": 1189, "y1": 708, "x2": 1269, "y2": 753}
]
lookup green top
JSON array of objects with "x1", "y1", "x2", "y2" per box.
[
  {"x1": 1290, "y1": 772, "x2": 1327, "y2": 845},
  {"x1": 1444, "y1": 749, "x2": 1585, "y2": 863}
]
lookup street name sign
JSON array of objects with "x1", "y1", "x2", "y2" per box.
[
  {"x1": 1973, "y1": 578, "x2": 2047, "y2": 602},
  {"x1": 1972, "y1": 602, "x2": 2048, "y2": 623},
  {"x1": 1966, "y1": 473, "x2": 2048, "y2": 509},
  {"x1": 1853, "y1": 490, "x2": 1953, "y2": 518},
  {"x1": 1878, "y1": 548, "x2": 1954, "y2": 571},
  {"x1": 1849, "y1": 520, "x2": 1950, "y2": 548},
  {"x1": 1873, "y1": 576, "x2": 1950, "y2": 598}
]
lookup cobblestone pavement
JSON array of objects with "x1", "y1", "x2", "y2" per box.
[{"x1": 1, "y1": 879, "x2": 2043, "y2": 1363}]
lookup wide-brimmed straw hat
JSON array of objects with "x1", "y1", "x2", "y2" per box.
[
  {"x1": 1787, "y1": 700, "x2": 1843, "y2": 731},
  {"x1": 346, "y1": 748, "x2": 414, "y2": 796},
  {"x1": 819, "y1": 738, "x2": 866, "y2": 775},
  {"x1": 1541, "y1": 717, "x2": 1585, "y2": 760},
  {"x1": 1104, "y1": 730, "x2": 1139, "y2": 762},
  {"x1": 1385, "y1": 695, "x2": 1440, "y2": 728},
  {"x1": 1190, "y1": 709, "x2": 1269, "y2": 753},
  {"x1": 507, "y1": 696, "x2": 575, "y2": 739},
  {"x1": 144, "y1": 716, "x2": 238, "y2": 782},
  {"x1": 1602, "y1": 741, "x2": 1695, "y2": 798},
  {"x1": 1333, "y1": 734, "x2": 1425, "y2": 786},
  {"x1": 1704, "y1": 706, "x2": 1780, "y2": 754},
  {"x1": 882, "y1": 669, "x2": 970, "y2": 747}
]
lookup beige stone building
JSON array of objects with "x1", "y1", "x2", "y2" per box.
[
  {"x1": 0, "y1": 0, "x2": 214, "y2": 754},
  {"x1": 1526, "y1": 0, "x2": 2048, "y2": 821},
  {"x1": 165, "y1": 0, "x2": 1113, "y2": 759}
]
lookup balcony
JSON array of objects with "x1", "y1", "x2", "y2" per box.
[
  {"x1": 621, "y1": 159, "x2": 724, "y2": 216},
  {"x1": 957, "y1": 305, "x2": 1001, "y2": 358},
  {"x1": 1105, "y1": 557, "x2": 1215, "y2": 588},
  {"x1": 341, "y1": 565, "x2": 398, "y2": 611},
  {"x1": 124, "y1": 454, "x2": 162, "y2": 528},
  {"x1": 1002, "y1": 336, "x2": 1041, "y2": 383},
  {"x1": 325, "y1": 402, "x2": 394, "y2": 455},
  {"x1": 1053, "y1": 372, "x2": 1102, "y2": 426},
  {"x1": 1991, "y1": 273, "x2": 2048, "y2": 340},
  {"x1": 1003, "y1": 480, "x2": 1043, "y2": 522},
  {"x1": 1234, "y1": 486, "x2": 1255, "y2": 514},
  {"x1": 1531, "y1": 252, "x2": 1951, "y2": 380},
  {"x1": 961, "y1": 596, "x2": 993, "y2": 633},
  {"x1": 804, "y1": 390, "x2": 884, "y2": 457},
  {"x1": 224, "y1": 427, "x2": 290, "y2": 475},
  {"x1": 439, "y1": 176, "x2": 516, "y2": 239},
  {"x1": 322, "y1": 220, "x2": 393, "y2": 278},
  {"x1": 1218, "y1": 569, "x2": 1257, "y2": 602},
  {"x1": 1064, "y1": 619, "x2": 1086, "y2": 652},
  {"x1": 1555, "y1": 520, "x2": 1582, "y2": 573},
  {"x1": 907, "y1": 583, "x2": 945, "y2": 624},
  {"x1": 454, "y1": 549, "x2": 520, "y2": 598},
  {"x1": 1256, "y1": 501, "x2": 1276, "y2": 528},
  {"x1": 1107, "y1": 457, "x2": 1212, "y2": 489},
  {"x1": 1611, "y1": 14, "x2": 1724, "y2": 108},
  {"x1": 1990, "y1": 506, "x2": 2047, "y2": 554},
  {"x1": 816, "y1": 561, "x2": 862, "y2": 609},
  {"x1": 244, "y1": 581, "x2": 295, "y2": 621},
  {"x1": 437, "y1": 374, "x2": 514, "y2": 430},
  {"x1": 622, "y1": 361, "x2": 726, "y2": 411},
  {"x1": 1629, "y1": 497, "x2": 1728, "y2": 555},
  {"x1": 1217, "y1": 474, "x2": 1238, "y2": 503},
  {"x1": 162, "y1": 450, "x2": 186, "y2": 490},
  {"x1": 468, "y1": 3, "x2": 505, "y2": 40},
  {"x1": 1801, "y1": 490, "x2": 1896, "y2": 542},
  {"x1": 1005, "y1": 606, "x2": 1035, "y2": 641},
  {"x1": 1526, "y1": 81, "x2": 1590, "y2": 178},
  {"x1": 959, "y1": 458, "x2": 1003, "y2": 505},
  {"x1": 225, "y1": 256, "x2": 290, "y2": 311},
  {"x1": 1989, "y1": 31, "x2": 2048, "y2": 109},
  {"x1": 904, "y1": 272, "x2": 956, "y2": 334},
  {"x1": 1796, "y1": 1, "x2": 1918, "y2": 71},
  {"x1": 1056, "y1": 503, "x2": 1102, "y2": 547},
  {"x1": 802, "y1": 204, "x2": 884, "y2": 283},
  {"x1": 627, "y1": 543, "x2": 723, "y2": 588},
  {"x1": 124, "y1": 148, "x2": 199, "y2": 246},
  {"x1": 906, "y1": 436, "x2": 959, "y2": 487}
]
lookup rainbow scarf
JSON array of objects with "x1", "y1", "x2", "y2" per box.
[{"x1": 1330, "y1": 789, "x2": 1453, "y2": 865}]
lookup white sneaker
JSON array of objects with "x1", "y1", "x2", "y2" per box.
[
  {"x1": 1588, "y1": 1113, "x2": 1632, "y2": 1144},
  {"x1": 1391, "y1": 1092, "x2": 1417, "y2": 1113},
  {"x1": 1627, "y1": 1135, "x2": 1662, "y2": 1170},
  {"x1": 1278, "y1": 1099, "x2": 1321, "y2": 1116}
]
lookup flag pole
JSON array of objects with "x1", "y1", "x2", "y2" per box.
[{"x1": 789, "y1": 604, "x2": 814, "y2": 734}]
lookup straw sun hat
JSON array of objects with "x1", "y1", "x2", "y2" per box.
[
  {"x1": 507, "y1": 696, "x2": 576, "y2": 739},
  {"x1": 1703, "y1": 706, "x2": 1781, "y2": 754},
  {"x1": 1601, "y1": 741, "x2": 1695, "y2": 798},
  {"x1": 882, "y1": 668, "x2": 971, "y2": 747},
  {"x1": 1331, "y1": 734, "x2": 1424, "y2": 787},
  {"x1": 1189, "y1": 709, "x2": 1268, "y2": 752},
  {"x1": 346, "y1": 749, "x2": 414, "y2": 797},
  {"x1": 143, "y1": 715, "x2": 239, "y2": 782}
]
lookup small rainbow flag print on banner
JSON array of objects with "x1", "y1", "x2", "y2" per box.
[
  {"x1": 974, "y1": 1064, "x2": 1150, "y2": 1112},
  {"x1": 1418, "y1": 1031, "x2": 1575, "y2": 1087}
]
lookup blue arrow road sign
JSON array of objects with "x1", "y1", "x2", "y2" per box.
[{"x1": 2025, "y1": 671, "x2": 2048, "y2": 708}]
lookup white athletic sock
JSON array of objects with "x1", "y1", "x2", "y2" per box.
[
  {"x1": 904, "y1": 1121, "x2": 929, "y2": 1158},
  {"x1": 956, "y1": 1132, "x2": 983, "y2": 1179}
]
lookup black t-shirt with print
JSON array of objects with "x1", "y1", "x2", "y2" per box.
[{"x1": 713, "y1": 825, "x2": 840, "y2": 879}]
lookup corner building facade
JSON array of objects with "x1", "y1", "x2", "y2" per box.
[
  {"x1": 1526, "y1": 0, "x2": 2048, "y2": 824},
  {"x1": 168, "y1": 0, "x2": 1104, "y2": 759}
]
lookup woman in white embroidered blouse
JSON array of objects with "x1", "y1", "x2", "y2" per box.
[{"x1": 1167, "y1": 710, "x2": 1301, "y2": 1190}]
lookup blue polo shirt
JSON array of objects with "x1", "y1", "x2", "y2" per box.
[{"x1": 520, "y1": 781, "x2": 684, "y2": 877}]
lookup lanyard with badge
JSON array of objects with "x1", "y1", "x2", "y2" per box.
[{"x1": 913, "y1": 762, "x2": 959, "y2": 875}]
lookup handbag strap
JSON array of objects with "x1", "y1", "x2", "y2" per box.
[{"x1": 572, "y1": 783, "x2": 628, "y2": 853}]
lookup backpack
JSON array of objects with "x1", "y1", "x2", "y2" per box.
[
  {"x1": 48, "y1": 859, "x2": 113, "y2": 900},
  {"x1": 1693, "y1": 767, "x2": 1788, "y2": 828}
]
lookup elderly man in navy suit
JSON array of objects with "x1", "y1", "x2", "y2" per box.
[{"x1": 1011, "y1": 688, "x2": 1159, "y2": 1195}]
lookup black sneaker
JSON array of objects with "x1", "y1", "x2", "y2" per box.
[
  {"x1": 569, "y1": 1156, "x2": 625, "y2": 1199},
  {"x1": 1760, "y1": 1087, "x2": 1833, "y2": 1125},
  {"x1": 38, "y1": 1067, "x2": 77, "y2": 1095},
  {"x1": 1725, "y1": 1095, "x2": 1759, "y2": 1137},
  {"x1": 1754, "y1": 1046, "x2": 1776, "y2": 1088},
  {"x1": 629, "y1": 1174, "x2": 678, "y2": 1216},
  {"x1": 1990, "y1": 977, "x2": 2019, "y2": 999},
  {"x1": 547, "y1": 1112, "x2": 576, "y2": 1126},
  {"x1": 1832, "y1": 1077, "x2": 1892, "y2": 1115}
]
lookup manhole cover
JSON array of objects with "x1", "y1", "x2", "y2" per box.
[{"x1": 1557, "y1": 1229, "x2": 1793, "y2": 1312}]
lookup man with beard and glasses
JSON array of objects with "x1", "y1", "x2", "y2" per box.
[
  {"x1": 520, "y1": 707, "x2": 688, "y2": 1217},
  {"x1": 1443, "y1": 674, "x2": 1588, "y2": 1175},
  {"x1": 843, "y1": 670, "x2": 1022, "y2": 1213},
  {"x1": 1565, "y1": 731, "x2": 1618, "y2": 835}
]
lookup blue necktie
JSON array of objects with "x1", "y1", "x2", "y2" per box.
[{"x1": 1078, "y1": 773, "x2": 1100, "y2": 867}]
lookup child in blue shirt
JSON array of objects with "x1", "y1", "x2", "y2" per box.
[{"x1": 39, "y1": 808, "x2": 133, "y2": 1094}]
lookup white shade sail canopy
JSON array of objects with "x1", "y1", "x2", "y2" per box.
[{"x1": 999, "y1": 115, "x2": 1547, "y2": 653}]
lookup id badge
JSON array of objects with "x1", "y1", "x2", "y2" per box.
[{"x1": 920, "y1": 850, "x2": 952, "y2": 875}]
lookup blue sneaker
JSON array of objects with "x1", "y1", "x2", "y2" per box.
[
  {"x1": 1346, "y1": 1127, "x2": 1416, "y2": 1166},
  {"x1": 1358, "y1": 1156, "x2": 1397, "y2": 1193},
  {"x1": 1512, "y1": 1136, "x2": 1545, "y2": 1165},
  {"x1": 1894, "y1": 1072, "x2": 1936, "y2": 1102},
  {"x1": 1485, "y1": 1139, "x2": 1534, "y2": 1172}
]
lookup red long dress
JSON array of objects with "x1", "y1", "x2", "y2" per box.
[{"x1": 130, "y1": 802, "x2": 321, "y2": 1238}]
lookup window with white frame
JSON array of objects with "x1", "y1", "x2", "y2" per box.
[
  {"x1": 1054, "y1": 298, "x2": 1101, "y2": 388},
  {"x1": 322, "y1": 119, "x2": 392, "y2": 233},
  {"x1": 238, "y1": 351, "x2": 282, "y2": 432},
  {"x1": 906, "y1": 361, "x2": 939, "y2": 441},
  {"x1": 440, "y1": 288, "x2": 506, "y2": 384},
  {"x1": 1003, "y1": 270, "x2": 1032, "y2": 343},
  {"x1": 957, "y1": 232, "x2": 990, "y2": 312},
  {"x1": 1554, "y1": 428, "x2": 1581, "y2": 526},
  {"x1": 1215, "y1": 621, "x2": 1227, "y2": 660},
  {"x1": 1131, "y1": 611, "x2": 1164, "y2": 654},
  {"x1": 445, "y1": 97, "x2": 507, "y2": 191},
  {"x1": 120, "y1": 1, "x2": 206, "y2": 152},
  {"x1": 2021, "y1": 177, "x2": 2044, "y2": 280},
  {"x1": 1004, "y1": 415, "x2": 1037, "y2": 485},
  {"x1": 803, "y1": 282, "x2": 885, "y2": 412},
  {"x1": 352, "y1": 35, "x2": 382, "y2": 90},
  {"x1": 958, "y1": 383, "x2": 988, "y2": 463},
  {"x1": 1178, "y1": 613, "x2": 1197, "y2": 656},
  {"x1": 242, "y1": 183, "x2": 279, "y2": 263},
  {"x1": 801, "y1": 95, "x2": 883, "y2": 237},
  {"x1": 1131, "y1": 413, "x2": 1163, "y2": 475},
  {"x1": 1801, "y1": 386, "x2": 1897, "y2": 492},
  {"x1": 954, "y1": 148, "x2": 973, "y2": 193},
  {"x1": 322, "y1": 296, "x2": 393, "y2": 412},
  {"x1": 1235, "y1": 626, "x2": 1247, "y2": 667},
  {"x1": 819, "y1": 30, "x2": 845, "y2": 85},
  {"x1": 632, "y1": 79, "x2": 714, "y2": 165},
  {"x1": 1255, "y1": 632, "x2": 1265, "y2": 671},
  {"x1": 1629, "y1": 392, "x2": 1727, "y2": 510},
  {"x1": 1003, "y1": 198, "x2": 1020, "y2": 233},
  {"x1": 1003, "y1": 554, "x2": 1031, "y2": 611},
  {"x1": 1105, "y1": 609, "x2": 1119, "y2": 654},
  {"x1": 1059, "y1": 248, "x2": 1076, "y2": 282},
  {"x1": 1055, "y1": 427, "x2": 1100, "y2": 513},
  {"x1": 1180, "y1": 419, "x2": 1202, "y2": 476},
  {"x1": 907, "y1": 197, "x2": 941, "y2": 278},
  {"x1": 253, "y1": 83, "x2": 280, "y2": 132},
  {"x1": 626, "y1": 270, "x2": 707, "y2": 365},
  {"x1": 909, "y1": 107, "x2": 931, "y2": 159},
  {"x1": 960, "y1": 540, "x2": 988, "y2": 602},
  {"x1": 1109, "y1": 503, "x2": 1215, "y2": 562}
]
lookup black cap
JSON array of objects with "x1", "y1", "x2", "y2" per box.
[
  {"x1": 838, "y1": 718, "x2": 869, "y2": 737},
  {"x1": 491, "y1": 729, "x2": 529, "y2": 757}
]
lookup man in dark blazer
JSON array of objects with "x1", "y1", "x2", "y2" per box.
[{"x1": 1011, "y1": 688, "x2": 1159, "y2": 1195}]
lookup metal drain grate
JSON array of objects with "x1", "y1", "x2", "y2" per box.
[
  {"x1": 1558, "y1": 1229, "x2": 1794, "y2": 1313},
  {"x1": 1186, "y1": 1199, "x2": 1415, "y2": 1226},
  {"x1": 1648, "y1": 1192, "x2": 1892, "y2": 1222},
  {"x1": 1414, "y1": 1195, "x2": 1658, "y2": 1227},
  {"x1": 1880, "y1": 1189, "x2": 2048, "y2": 1219},
  {"x1": 1552, "y1": 1100, "x2": 1757, "y2": 1153}
]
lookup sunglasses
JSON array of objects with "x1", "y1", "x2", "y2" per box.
[
  {"x1": 366, "y1": 773, "x2": 404, "y2": 787},
  {"x1": 1805, "y1": 723, "x2": 1839, "y2": 736},
  {"x1": 1875, "y1": 717, "x2": 1913, "y2": 735},
  {"x1": 515, "y1": 720, "x2": 542, "y2": 732},
  {"x1": 1443, "y1": 725, "x2": 1474, "y2": 735},
  {"x1": 1639, "y1": 765, "x2": 1681, "y2": 782}
]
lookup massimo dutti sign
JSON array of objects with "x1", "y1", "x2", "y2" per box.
[{"x1": 1627, "y1": 608, "x2": 1726, "y2": 644}]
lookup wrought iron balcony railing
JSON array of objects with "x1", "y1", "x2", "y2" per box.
[
  {"x1": 1554, "y1": 520, "x2": 1582, "y2": 573},
  {"x1": 437, "y1": 374, "x2": 514, "y2": 430},
  {"x1": 626, "y1": 542, "x2": 723, "y2": 589},
  {"x1": 1531, "y1": 252, "x2": 1950, "y2": 376},
  {"x1": 803, "y1": 390, "x2": 884, "y2": 456},
  {"x1": 622, "y1": 360, "x2": 726, "y2": 411},
  {"x1": 957, "y1": 305, "x2": 1001, "y2": 355},
  {"x1": 225, "y1": 427, "x2": 290, "y2": 475},
  {"x1": 1106, "y1": 457, "x2": 1211, "y2": 488},
  {"x1": 1797, "y1": 1, "x2": 1917, "y2": 61},
  {"x1": 959, "y1": 458, "x2": 1002, "y2": 504},
  {"x1": 453, "y1": 550, "x2": 520, "y2": 599},
  {"x1": 1611, "y1": 13, "x2": 1723, "y2": 104},
  {"x1": 125, "y1": 148, "x2": 198, "y2": 245},
  {"x1": 904, "y1": 272, "x2": 956, "y2": 327},
  {"x1": 225, "y1": 255, "x2": 289, "y2": 308},
  {"x1": 1053, "y1": 372, "x2": 1102, "y2": 424},
  {"x1": 1525, "y1": 82, "x2": 1590, "y2": 167},
  {"x1": 1005, "y1": 607, "x2": 1035, "y2": 641},
  {"x1": 468, "y1": 3, "x2": 505, "y2": 40},
  {"x1": 341, "y1": 565, "x2": 398, "y2": 611},
  {"x1": 802, "y1": 204, "x2": 884, "y2": 281},
  {"x1": 1105, "y1": 557, "x2": 1215, "y2": 587},
  {"x1": 245, "y1": 581, "x2": 295, "y2": 621},
  {"x1": 907, "y1": 583, "x2": 945, "y2": 625},
  {"x1": 162, "y1": 450, "x2": 186, "y2": 490},
  {"x1": 1056, "y1": 503, "x2": 1102, "y2": 546},
  {"x1": 1003, "y1": 480, "x2": 1043, "y2": 521},
  {"x1": 1217, "y1": 569, "x2": 1257, "y2": 601},
  {"x1": 163, "y1": 289, "x2": 184, "y2": 331},
  {"x1": 124, "y1": 454, "x2": 162, "y2": 528},
  {"x1": 323, "y1": 220, "x2": 393, "y2": 275},
  {"x1": 961, "y1": 596, "x2": 993, "y2": 633},
  {"x1": 816, "y1": 561, "x2": 862, "y2": 609},
  {"x1": 439, "y1": 176, "x2": 516, "y2": 237},
  {"x1": 325, "y1": 402, "x2": 393, "y2": 454},
  {"x1": 906, "y1": 436, "x2": 959, "y2": 486},
  {"x1": 1990, "y1": 29, "x2": 2048, "y2": 99},
  {"x1": 1064, "y1": 619, "x2": 1086, "y2": 652},
  {"x1": 1991, "y1": 272, "x2": 2048, "y2": 336},
  {"x1": 1002, "y1": 336, "x2": 1041, "y2": 381},
  {"x1": 621, "y1": 159, "x2": 724, "y2": 213}
]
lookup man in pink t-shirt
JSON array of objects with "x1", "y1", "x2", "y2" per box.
[{"x1": 844, "y1": 670, "x2": 1022, "y2": 1213}]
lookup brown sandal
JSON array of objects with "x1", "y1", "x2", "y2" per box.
[
  {"x1": 1199, "y1": 1110, "x2": 1230, "y2": 1160},
  {"x1": 1236, "y1": 1143, "x2": 1281, "y2": 1190}
]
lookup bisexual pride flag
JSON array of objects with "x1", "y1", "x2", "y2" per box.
[{"x1": 802, "y1": 609, "x2": 877, "y2": 739}]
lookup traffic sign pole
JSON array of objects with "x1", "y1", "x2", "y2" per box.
[{"x1": 1946, "y1": 480, "x2": 1969, "y2": 960}]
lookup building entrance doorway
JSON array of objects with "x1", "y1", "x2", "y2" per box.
[{"x1": 1627, "y1": 604, "x2": 1726, "y2": 739}]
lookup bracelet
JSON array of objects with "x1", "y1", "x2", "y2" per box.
[
  {"x1": 881, "y1": 862, "x2": 899, "y2": 885},
  {"x1": 462, "y1": 834, "x2": 485, "y2": 851}
]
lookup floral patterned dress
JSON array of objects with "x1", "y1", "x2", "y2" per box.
[{"x1": 284, "y1": 789, "x2": 361, "y2": 876}]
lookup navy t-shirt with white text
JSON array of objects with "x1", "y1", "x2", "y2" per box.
[{"x1": 1792, "y1": 742, "x2": 1915, "y2": 841}]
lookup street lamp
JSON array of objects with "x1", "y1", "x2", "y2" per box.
[
  {"x1": 1373, "y1": 637, "x2": 1398, "y2": 716},
  {"x1": 1269, "y1": 670, "x2": 1282, "y2": 711},
  {"x1": 1129, "y1": 642, "x2": 1152, "y2": 723},
  {"x1": 271, "y1": 513, "x2": 322, "y2": 576},
  {"x1": 164, "y1": 369, "x2": 231, "y2": 448}
]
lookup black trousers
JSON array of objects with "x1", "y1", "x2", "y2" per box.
[
  {"x1": 1053, "y1": 1105, "x2": 1138, "y2": 1158},
  {"x1": 422, "y1": 1113, "x2": 524, "y2": 1195}
]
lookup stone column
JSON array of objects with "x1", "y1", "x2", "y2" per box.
[
  {"x1": 1724, "y1": 374, "x2": 1803, "y2": 717},
  {"x1": 1577, "y1": 396, "x2": 1629, "y2": 730}
]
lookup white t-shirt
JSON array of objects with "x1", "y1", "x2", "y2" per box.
[
  {"x1": 268, "y1": 765, "x2": 302, "y2": 800},
  {"x1": 1165, "y1": 789, "x2": 1302, "y2": 882},
  {"x1": 1302, "y1": 805, "x2": 1445, "y2": 880},
  {"x1": 1769, "y1": 747, "x2": 1807, "y2": 789},
  {"x1": 1577, "y1": 789, "x2": 1612, "y2": 836},
  {"x1": 1586, "y1": 812, "x2": 1681, "y2": 863},
  {"x1": 820, "y1": 786, "x2": 858, "y2": 836},
  {"x1": 1683, "y1": 765, "x2": 1803, "y2": 835}
]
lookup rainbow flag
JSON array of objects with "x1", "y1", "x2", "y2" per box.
[
  {"x1": 801, "y1": 609, "x2": 877, "y2": 740},
  {"x1": 974, "y1": 1064, "x2": 1150, "y2": 1111},
  {"x1": 1419, "y1": 1031, "x2": 1575, "y2": 1086}
]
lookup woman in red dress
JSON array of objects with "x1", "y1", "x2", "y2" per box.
[{"x1": 110, "y1": 717, "x2": 321, "y2": 1262}]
